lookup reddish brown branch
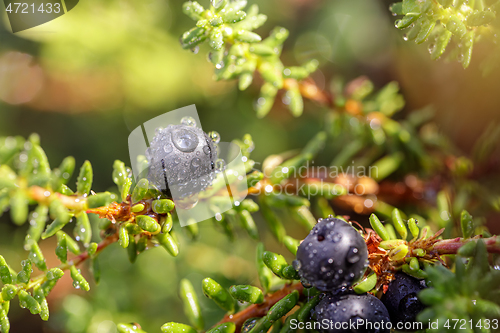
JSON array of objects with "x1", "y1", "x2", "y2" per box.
[
  {"x1": 214, "y1": 283, "x2": 304, "y2": 332},
  {"x1": 433, "y1": 235, "x2": 500, "y2": 254}
]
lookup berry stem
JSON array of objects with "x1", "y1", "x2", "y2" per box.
[
  {"x1": 18, "y1": 233, "x2": 119, "y2": 291},
  {"x1": 213, "y1": 283, "x2": 304, "y2": 332},
  {"x1": 433, "y1": 235, "x2": 500, "y2": 254}
]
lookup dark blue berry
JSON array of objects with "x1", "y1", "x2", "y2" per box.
[
  {"x1": 295, "y1": 218, "x2": 368, "y2": 291},
  {"x1": 380, "y1": 272, "x2": 427, "y2": 332},
  {"x1": 145, "y1": 124, "x2": 218, "y2": 198},
  {"x1": 313, "y1": 292, "x2": 391, "y2": 333}
]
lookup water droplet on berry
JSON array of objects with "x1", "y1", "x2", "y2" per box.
[
  {"x1": 208, "y1": 131, "x2": 221, "y2": 143},
  {"x1": 203, "y1": 145, "x2": 211, "y2": 155},
  {"x1": 181, "y1": 116, "x2": 197, "y2": 127},
  {"x1": 346, "y1": 246, "x2": 361, "y2": 264},
  {"x1": 176, "y1": 193, "x2": 199, "y2": 210},
  {"x1": 191, "y1": 158, "x2": 201, "y2": 170},
  {"x1": 172, "y1": 128, "x2": 199, "y2": 152},
  {"x1": 215, "y1": 159, "x2": 225, "y2": 171}
]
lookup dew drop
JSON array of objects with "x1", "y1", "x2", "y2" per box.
[
  {"x1": 215, "y1": 159, "x2": 225, "y2": 171},
  {"x1": 190, "y1": 158, "x2": 201, "y2": 171},
  {"x1": 181, "y1": 116, "x2": 197, "y2": 127},
  {"x1": 172, "y1": 128, "x2": 199, "y2": 152},
  {"x1": 208, "y1": 131, "x2": 221, "y2": 144},
  {"x1": 346, "y1": 247, "x2": 361, "y2": 264},
  {"x1": 163, "y1": 144, "x2": 173, "y2": 154}
]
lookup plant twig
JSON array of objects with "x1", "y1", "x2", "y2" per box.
[
  {"x1": 213, "y1": 283, "x2": 304, "y2": 331},
  {"x1": 433, "y1": 235, "x2": 500, "y2": 254}
]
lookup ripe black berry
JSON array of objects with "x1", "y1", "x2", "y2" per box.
[
  {"x1": 380, "y1": 272, "x2": 427, "y2": 332},
  {"x1": 145, "y1": 122, "x2": 219, "y2": 198},
  {"x1": 313, "y1": 292, "x2": 391, "y2": 333},
  {"x1": 295, "y1": 218, "x2": 368, "y2": 291}
]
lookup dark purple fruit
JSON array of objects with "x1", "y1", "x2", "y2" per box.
[
  {"x1": 380, "y1": 272, "x2": 427, "y2": 332},
  {"x1": 313, "y1": 292, "x2": 391, "y2": 333},
  {"x1": 295, "y1": 218, "x2": 368, "y2": 291}
]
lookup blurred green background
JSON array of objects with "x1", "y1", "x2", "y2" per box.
[{"x1": 1, "y1": 0, "x2": 500, "y2": 331}]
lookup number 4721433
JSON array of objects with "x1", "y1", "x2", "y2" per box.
[
  {"x1": 5, "y1": 2, "x2": 61, "y2": 14},
  {"x1": 443, "y1": 319, "x2": 498, "y2": 330}
]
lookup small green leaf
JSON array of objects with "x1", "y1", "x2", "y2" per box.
[
  {"x1": 370, "y1": 152, "x2": 404, "y2": 181},
  {"x1": 1, "y1": 285, "x2": 17, "y2": 302},
  {"x1": 207, "y1": 322, "x2": 236, "y2": 333},
  {"x1": 202, "y1": 278, "x2": 235, "y2": 312},
  {"x1": 156, "y1": 233, "x2": 179, "y2": 257},
  {"x1": 259, "y1": 202, "x2": 285, "y2": 242},
  {"x1": 390, "y1": 2, "x2": 404, "y2": 15},
  {"x1": 127, "y1": 237, "x2": 137, "y2": 263},
  {"x1": 16, "y1": 259, "x2": 32, "y2": 284},
  {"x1": 76, "y1": 161, "x2": 93, "y2": 196},
  {"x1": 431, "y1": 29, "x2": 452, "y2": 60},
  {"x1": 117, "y1": 323, "x2": 147, "y2": 333},
  {"x1": 55, "y1": 232, "x2": 68, "y2": 263},
  {"x1": 395, "y1": 13, "x2": 420, "y2": 29},
  {"x1": 460, "y1": 210, "x2": 474, "y2": 238},
  {"x1": 466, "y1": 10, "x2": 495, "y2": 26},
  {"x1": 25, "y1": 205, "x2": 48, "y2": 250},
  {"x1": 29, "y1": 242, "x2": 47, "y2": 271},
  {"x1": 229, "y1": 285, "x2": 264, "y2": 304},
  {"x1": 70, "y1": 266, "x2": 90, "y2": 292},
  {"x1": 369, "y1": 214, "x2": 391, "y2": 241},
  {"x1": 459, "y1": 31, "x2": 474, "y2": 69},
  {"x1": 132, "y1": 179, "x2": 149, "y2": 203},
  {"x1": 296, "y1": 294, "x2": 320, "y2": 321},
  {"x1": 161, "y1": 323, "x2": 197, "y2": 333},
  {"x1": 283, "y1": 236, "x2": 300, "y2": 256},
  {"x1": 87, "y1": 192, "x2": 117, "y2": 208},
  {"x1": 87, "y1": 242, "x2": 98, "y2": 258},
  {"x1": 235, "y1": 30, "x2": 262, "y2": 43},
  {"x1": 239, "y1": 209, "x2": 259, "y2": 240},
  {"x1": 152, "y1": 199, "x2": 175, "y2": 214},
  {"x1": 238, "y1": 72, "x2": 254, "y2": 91},
  {"x1": 221, "y1": 9, "x2": 246, "y2": 23},
  {"x1": 75, "y1": 212, "x2": 91, "y2": 246},
  {"x1": 415, "y1": 18, "x2": 436, "y2": 44},
  {"x1": 407, "y1": 218, "x2": 420, "y2": 239},
  {"x1": 402, "y1": 0, "x2": 419, "y2": 14},
  {"x1": 182, "y1": 1, "x2": 205, "y2": 20},
  {"x1": 119, "y1": 225, "x2": 130, "y2": 249},
  {"x1": 0, "y1": 307, "x2": 10, "y2": 333},
  {"x1": 445, "y1": 15, "x2": 467, "y2": 38},
  {"x1": 180, "y1": 279, "x2": 204, "y2": 330},
  {"x1": 353, "y1": 272, "x2": 378, "y2": 294},
  {"x1": 10, "y1": 190, "x2": 28, "y2": 226},
  {"x1": 161, "y1": 213, "x2": 173, "y2": 234},
  {"x1": 266, "y1": 290, "x2": 299, "y2": 321},
  {"x1": 18, "y1": 290, "x2": 41, "y2": 314},
  {"x1": 181, "y1": 27, "x2": 207, "y2": 50},
  {"x1": 248, "y1": 44, "x2": 275, "y2": 56},
  {"x1": 209, "y1": 28, "x2": 224, "y2": 50},
  {"x1": 256, "y1": 243, "x2": 273, "y2": 293},
  {"x1": 136, "y1": 215, "x2": 160, "y2": 234},
  {"x1": 262, "y1": 251, "x2": 288, "y2": 278},
  {"x1": 457, "y1": 240, "x2": 476, "y2": 256}
]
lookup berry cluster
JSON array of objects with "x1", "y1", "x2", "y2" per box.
[{"x1": 295, "y1": 218, "x2": 427, "y2": 333}]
